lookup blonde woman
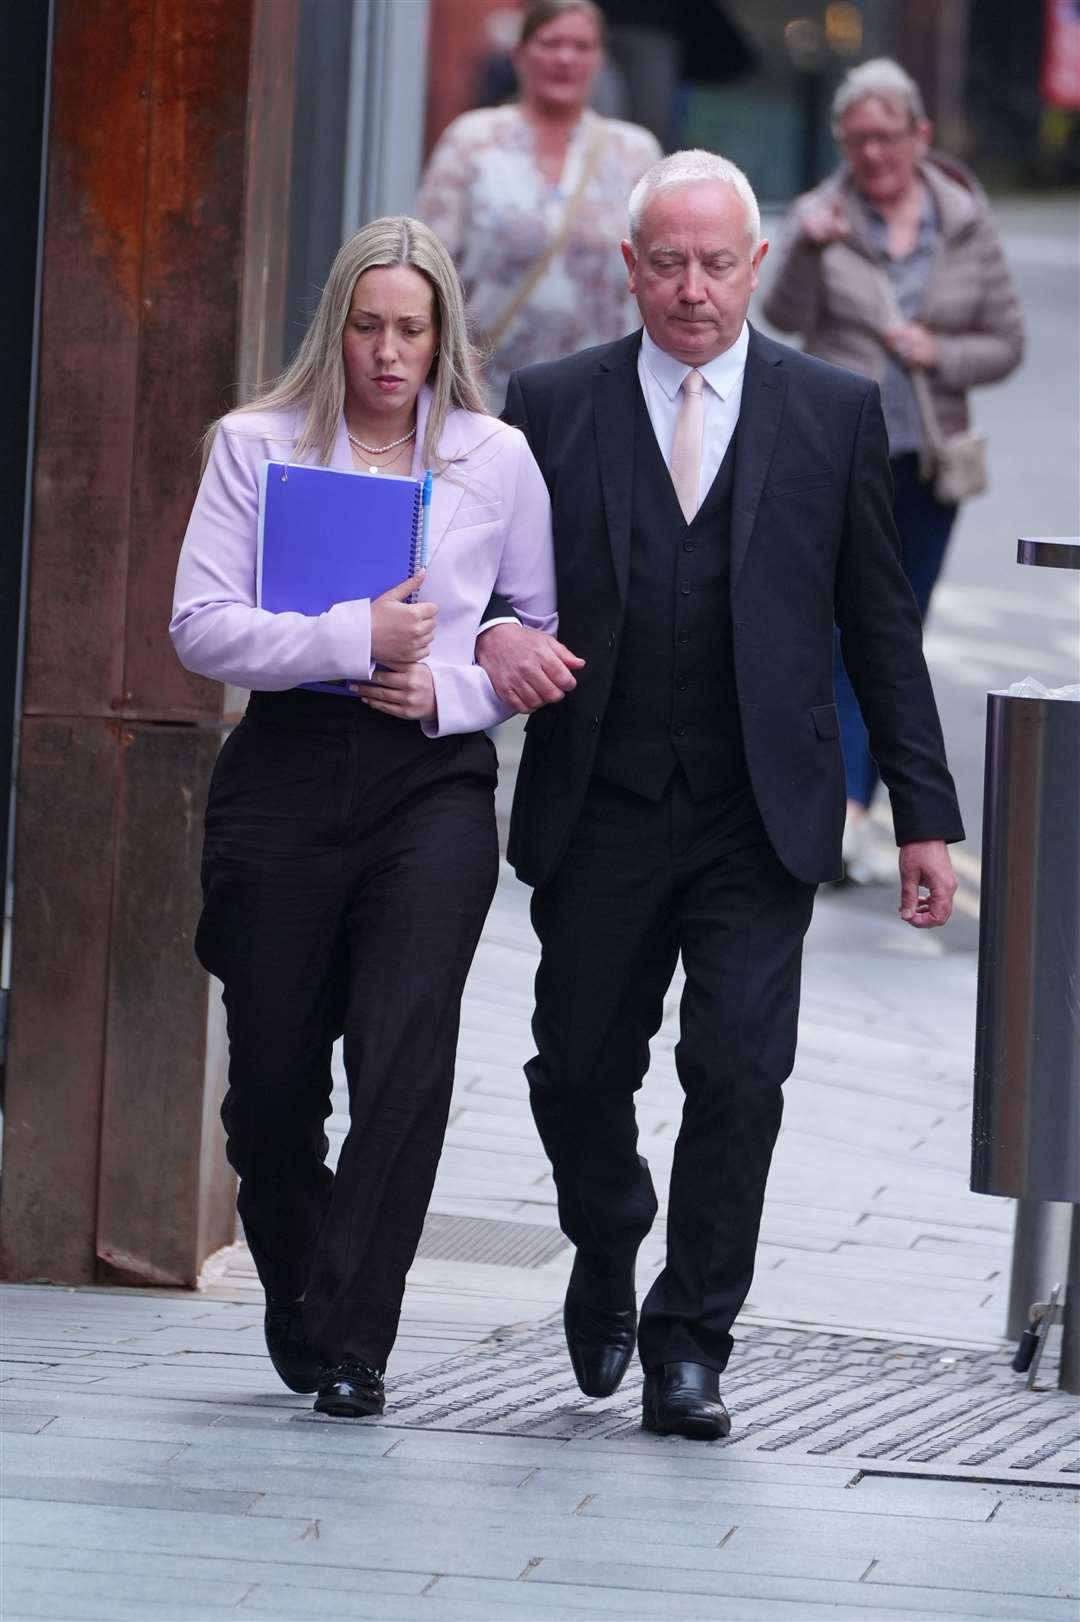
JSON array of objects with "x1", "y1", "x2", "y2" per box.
[{"x1": 171, "y1": 217, "x2": 556, "y2": 1418}]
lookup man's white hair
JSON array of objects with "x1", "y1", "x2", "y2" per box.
[
  {"x1": 627, "y1": 149, "x2": 761, "y2": 249},
  {"x1": 831, "y1": 57, "x2": 926, "y2": 133}
]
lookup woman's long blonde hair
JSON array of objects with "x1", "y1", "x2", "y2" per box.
[{"x1": 209, "y1": 216, "x2": 487, "y2": 468}]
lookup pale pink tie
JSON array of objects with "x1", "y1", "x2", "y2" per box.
[{"x1": 670, "y1": 369, "x2": 705, "y2": 523}]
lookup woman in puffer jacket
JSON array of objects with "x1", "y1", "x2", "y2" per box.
[{"x1": 763, "y1": 57, "x2": 1023, "y2": 882}]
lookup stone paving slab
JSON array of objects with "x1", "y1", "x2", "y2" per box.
[
  {"x1": 518, "y1": 1559, "x2": 1080, "y2": 1621},
  {"x1": 2, "y1": 1281, "x2": 1077, "y2": 1622}
]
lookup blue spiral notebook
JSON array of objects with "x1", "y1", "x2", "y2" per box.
[{"x1": 257, "y1": 461, "x2": 424, "y2": 694}]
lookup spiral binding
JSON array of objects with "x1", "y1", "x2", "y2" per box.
[
  {"x1": 408, "y1": 483, "x2": 423, "y2": 578},
  {"x1": 406, "y1": 483, "x2": 423, "y2": 603}
]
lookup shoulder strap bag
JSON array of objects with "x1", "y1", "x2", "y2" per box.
[
  {"x1": 866, "y1": 257, "x2": 988, "y2": 505},
  {"x1": 482, "y1": 123, "x2": 609, "y2": 352}
]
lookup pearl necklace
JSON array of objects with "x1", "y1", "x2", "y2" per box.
[{"x1": 347, "y1": 426, "x2": 415, "y2": 475}]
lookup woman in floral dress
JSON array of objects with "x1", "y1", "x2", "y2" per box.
[{"x1": 416, "y1": 0, "x2": 661, "y2": 410}]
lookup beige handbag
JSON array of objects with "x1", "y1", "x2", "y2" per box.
[
  {"x1": 482, "y1": 124, "x2": 608, "y2": 351},
  {"x1": 870, "y1": 262, "x2": 988, "y2": 504},
  {"x1": 908, "y1": 368, "x2": 988, "y2": 504}
]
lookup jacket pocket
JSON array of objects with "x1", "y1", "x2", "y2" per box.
[
  {"x1": 453, "y1": 502, "x2": 502, "y2": 529},
  {"x1": 811, "y1": 702, "x2": 840, "y2": 741},
  {"x1": 763, "y1": 470, "x2": 834, "y2": 498}
]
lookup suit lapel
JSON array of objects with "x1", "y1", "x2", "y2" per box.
[
  {"x1": 730, "y1": 329, "x2": 786, "y2": 593},
  {"x1": 594, "y1": 335, "x2": 642, "y2": 603}
]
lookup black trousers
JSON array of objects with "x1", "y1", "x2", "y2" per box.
[
  {"x1": 195, "y1": 690, "x2": 499, "y2": 1369},
  {"x1": 528, "y1": 770, "x2": 816, "y2": 1373}
]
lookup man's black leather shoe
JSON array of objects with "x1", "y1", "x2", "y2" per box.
[
  {"x1": 263, "y1": 1297, "x2": 325, "y2": 1394},
  {"x1": 642, "y1": 1362, "x2": 731, "y2": 1441},
  {"x1": 313, "y1": 1361, "x2": 386, "y2": 1419},
  {"x1": 563, "y1": 1255, "x2": 637, "y2": 1398}
]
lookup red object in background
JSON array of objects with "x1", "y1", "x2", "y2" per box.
[
  {"x1": 425, "y1": 0, "x2": 507, "y2": 155},
  {"x1": 1042, "y1": 0, "x2": 1080, "y2": 108}
]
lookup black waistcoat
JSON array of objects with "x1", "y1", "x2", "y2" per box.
[{"x1": 593, "y1": 386, "x2": 749, "y2": 802}]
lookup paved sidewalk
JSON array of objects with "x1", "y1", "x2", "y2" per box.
[{"x1": 3, "y1": 811, "x2": 1078, "y2": 1620}]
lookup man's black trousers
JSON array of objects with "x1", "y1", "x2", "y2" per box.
[
  {"x1": 528, "y1": 770, "x2": 816, "y2": 1373},
  {"x1": 195, "y1": 690, "x2": 499, "y2": 1371}
]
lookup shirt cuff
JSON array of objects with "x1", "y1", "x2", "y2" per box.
[{"x1": 476, "y1": 615, "x2": 521, "y2": 635}]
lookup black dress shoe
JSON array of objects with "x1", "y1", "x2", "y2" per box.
[
  {"x1": 313, "y1": 1361, "x2": 386, "y2": 1419},
  {"x1": 263, "y1": 1297, "x2": 325, "y2": 1394},
  {"x1": 563, "y1": 1255, "x2": 637, "y2": 1399},
  {"x1": 642, "y1": 1362, "x2": 731, "y2": 1441}
]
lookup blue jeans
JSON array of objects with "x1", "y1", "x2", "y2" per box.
[{"x1": 834, "y1": 453, "x2": 958, "y2": 809}]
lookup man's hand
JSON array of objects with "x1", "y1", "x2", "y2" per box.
[
  {"x1": 898, "y1": 840, "x2": 957, "y2": 928},
  {"x1": 370, "y1": 572, "x2": 437, "y2": 665},
  {"x1": 884, "y1": 321, "x2": 938, "y2": 370},
  {"x1": 351, "y1": 662, "x2": 436, "y2": 722},
  {"x1": 476, "y1": 623, "x2": 585, "y2": 713}
]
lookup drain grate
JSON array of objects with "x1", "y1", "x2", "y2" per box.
[
  {"x1": 385, "y1": 1319, "x2": 1080, "y2": 1485},
  {"x1": 415, "y1": 1214, "x2": 569, "y2": 1269}
]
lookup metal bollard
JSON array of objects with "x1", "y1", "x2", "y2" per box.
[
  {"x1": 1062, "y1": 1213, "x2": 1080, "y2": 1392},
  {"x1": 970, "y1": 537, "x2": 1080, "y2": 1393},
  {"x1": 1004, "y1": 1199, "x2": 1072, "y2": 1341}
]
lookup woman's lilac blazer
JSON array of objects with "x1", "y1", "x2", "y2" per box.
[{"x1": 170, "y1": 386, "x2": 557, "y2": 736}]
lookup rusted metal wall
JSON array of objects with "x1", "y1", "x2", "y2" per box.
[
  {"x1": 1, "y1": 720, "x2": 118, "y2": 1282},
  {"x1": 1, "y1": 0, "x2": 297, "y2": 1286}
]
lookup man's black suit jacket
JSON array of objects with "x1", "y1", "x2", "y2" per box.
[{"x1": 502, "y1": 325, "x2": 964, "y2": 890}]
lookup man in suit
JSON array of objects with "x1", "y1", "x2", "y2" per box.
[{"x1": 476, "y1": 149, "x2": 962, "y2": 1441}]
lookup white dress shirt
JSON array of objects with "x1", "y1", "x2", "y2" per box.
[
  {"x1": 637, "y1": 322, "x2": 750, "y2": 507},
  {"x1": 478, "y1": 323, "x2": 750, "y2": 633}
]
